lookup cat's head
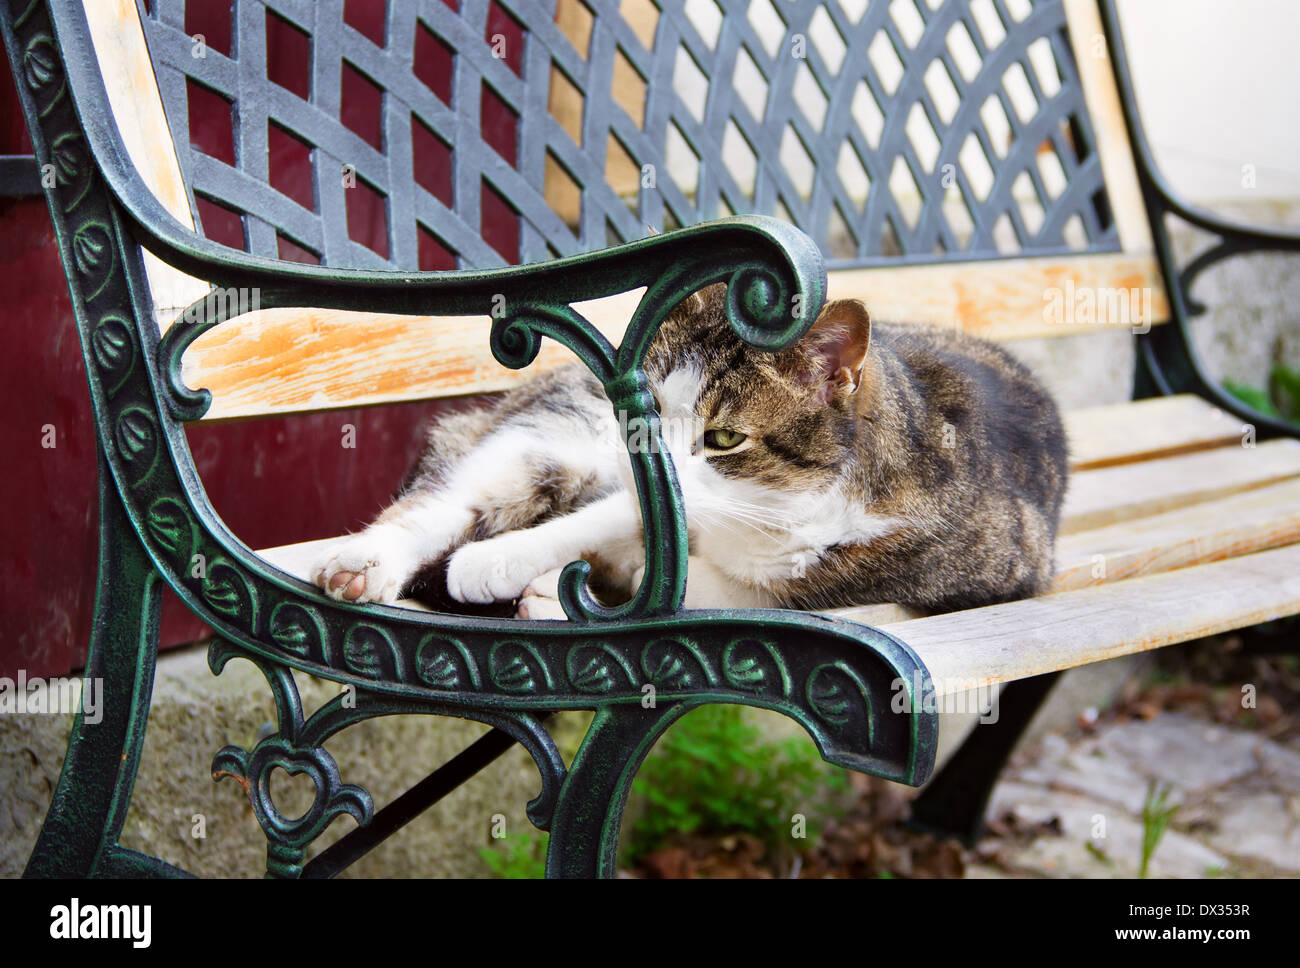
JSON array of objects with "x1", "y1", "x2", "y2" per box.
[{"x1": 636, "y1": 284, "x2": 872, "y2": 527}]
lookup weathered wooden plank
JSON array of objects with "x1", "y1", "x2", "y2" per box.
[
  {"x1": 878, "y1": 543, "x2": 1300, "y2": 696},
  {"x1": 184, "y1": 296, "x2": 634, "y2": 420},
  {"x1": 83, "y1": 0, "x2": 210, "y2": 330},
  {"x1": 824, "y1": 251, "x2": 1166, "y2": 340},
  {"x1": 186, "y1": 252, "x2": 1168, "y2": 421},
  {"x1": 1060, "y1": 439, "x2": 1300, "y2": 534},
  {"x1": 1064, "y1": 394, "x2": 1244, "y2": 470},
  {"x1": 821, "y1": 603, "x2": 928, "y2": 626},
  {"x1": 1053, "y1": 478, "x2": 1300, "y2": 591},
  {"x1": 1062, "y1": 0, "x2": 1154, "y2": 254}
]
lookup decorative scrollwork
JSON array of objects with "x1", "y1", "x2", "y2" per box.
[
  {"x1": 488, "y1": 314, "x2": 542, "y2": 371},
  {"x1": 725, "y1": 265, "x2": 799, "y2": 350},
  {"x1": 207, "y1": 637, "x2": 374, "y2": 878},
  {"x1": 212, "y1": 737, "x2": 373, "y2": 878}
]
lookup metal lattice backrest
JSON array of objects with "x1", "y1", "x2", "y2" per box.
[{"x1": 140, "y1": 0, "x2": 1118, "y2": 271}]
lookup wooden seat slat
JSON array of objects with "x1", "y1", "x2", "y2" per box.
[
  {"x1": 1060, "y1": 439, "x2": 1300, "y2": 534},
  {"x1": 1052, "y1": 478, "x2": 1300, "y2": 592},
  {"x1": 876, "y1": 543, "x2": 1300, "y2": 696},
  {"x1": 182, "y1": 251, "x2": 1167, "y2": 422},
  {"x1": 1064, "y1": 394, "x2": 1243, "y2": 469}
]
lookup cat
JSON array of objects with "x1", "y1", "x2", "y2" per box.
[{"x1": 312, "y1": 283, "x2": 1068, "y2": 619}]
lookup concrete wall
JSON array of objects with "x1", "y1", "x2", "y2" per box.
[
  {"x1": 1, "y1": 647, "x2": 588, "y2": 878},
  {"x1": 1117, "y1": 0, "x2": 1300, "y2": 206}
]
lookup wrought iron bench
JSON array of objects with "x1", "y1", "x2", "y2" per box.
[{"x1": 7, "y1": 0, "x2": 1299, "y2": 878}]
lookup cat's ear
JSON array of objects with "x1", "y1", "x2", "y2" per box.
[{"x1": 802, "y1": 299, "x2": 871, "y2": 401}]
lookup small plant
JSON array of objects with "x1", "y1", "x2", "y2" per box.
[
  {"x1": 621, "y1": 703, "x2": 848, "y2": 865},
  {"x1": 479, "y1": 830, "x2": 548, "y2": 879},
  {"x1": 1138, "y1": 780, "x2": 1179, "y2": 878},
  {"x1": 1224, "y1": 361, "x2": 1300, "y2": 421}
]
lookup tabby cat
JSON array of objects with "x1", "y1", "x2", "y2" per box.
[{"x1": 312, "y1": 284, "x2": 1068, "y2": 618}]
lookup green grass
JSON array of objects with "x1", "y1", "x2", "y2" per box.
[
  {"x1": 479, "y1": 830, "x2": 549, "y2": 879},
  {"x1": 1139, "y1": 781, "x2": 1179, "y2": 878},
  {"x1": 620, "y1": 704, "x2": 848, "y2": 866}
]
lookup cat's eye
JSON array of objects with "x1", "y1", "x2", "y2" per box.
[{"x1": 703, "y1": 428, "x2": 747, "y2": 450}]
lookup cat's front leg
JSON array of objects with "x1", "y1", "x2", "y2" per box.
[
  {"x1": 518, "y1": 556, "x2": 777, "y2": 619},
  {"x1": 445, "y1": 491, "x2": 641, "y2": 605},
  {"x1": 313, "y1": 493, "x2": 473, "y2": 604},
  {"x1": 516, "y1": 567, "x2": 570, "y2": 620}
]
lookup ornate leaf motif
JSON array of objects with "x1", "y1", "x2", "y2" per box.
[
  {"x1": 565, "y1": 644, "x2": 636, "y2": 695},
  {"x1": 113, "y1": 406, "x2": 158, "y2": 484},
  {"x1": 809, "y1": 672, "x2": 851, "y2": 724},
  {"x1": 415, "y1": 635, "x2": 479, "y2": 690},
  {"x1": 92, "y1": 315, "x2": 134, "y2": 391},
  {"x1": 806, "y1": 662, "x2": 874, "y2": 741},
  {"x1": 641, "y1": 638, "x2": 713, "y2": 691},
  {"x1": 343, "y1": 624, "x2": 398, "y2": 679},
  {"x1": 50, "y1": 132, "x2": 93, "y2": 212},
  {"x1": 72, "y1": 223, "x2": 109, "y2": 277},
  {"x1": 722, "y1": 639, "x2": 791, "y2": 697},
  {"x1": 269, "y1": 602, "x2": 325, "y2": 659},
  {"x1": 22, "y1": 34, "x2": 58, "y2": 90},
  {"x1": 145, "y1": 496, "x2": 193, "y2": 563},
  {"x1": 51, "y1": 132, "x2": 82, "y2": 183},
  {"x1": 202, "y1": 560, "x2": 254, "y2": 624},
  {"x1": 489, "y1": 642, "x2": 552, "y2": 694}
]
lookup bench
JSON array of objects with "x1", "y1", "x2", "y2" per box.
[{"x1": 7, "y1": 0, "x2": 1299, "y2": 878}]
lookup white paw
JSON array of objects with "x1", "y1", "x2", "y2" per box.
[
  {"x1": 515, "y1": 568, "x2": 568, "y2": 620},
  {"x1": 516, "y1": 595, "x2": 568, "y2": 620},
  {"x1": 522, "y1": 567, "x2": 564, "y2": 600},
  {"x1": 312, "y1": 535, "x2": 413, "y2": 604},
  {"x1": 445, "y1": 537, "x2": 547, "y2": 604}
]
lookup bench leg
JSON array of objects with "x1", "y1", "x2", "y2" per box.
[
  {"x1": 25, "y1": 456, "x2": 165, "y2": 877},
  {"x1": 545, "y1": 702, "x2": 692, "y2": 878},
  {"x1": 907, "y1": 671, "x2": 1060, "y2": 846}
]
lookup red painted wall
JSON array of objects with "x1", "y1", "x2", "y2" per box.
[{"x1": 0, "y1": 1, "x2": 510, "y2": 678}]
